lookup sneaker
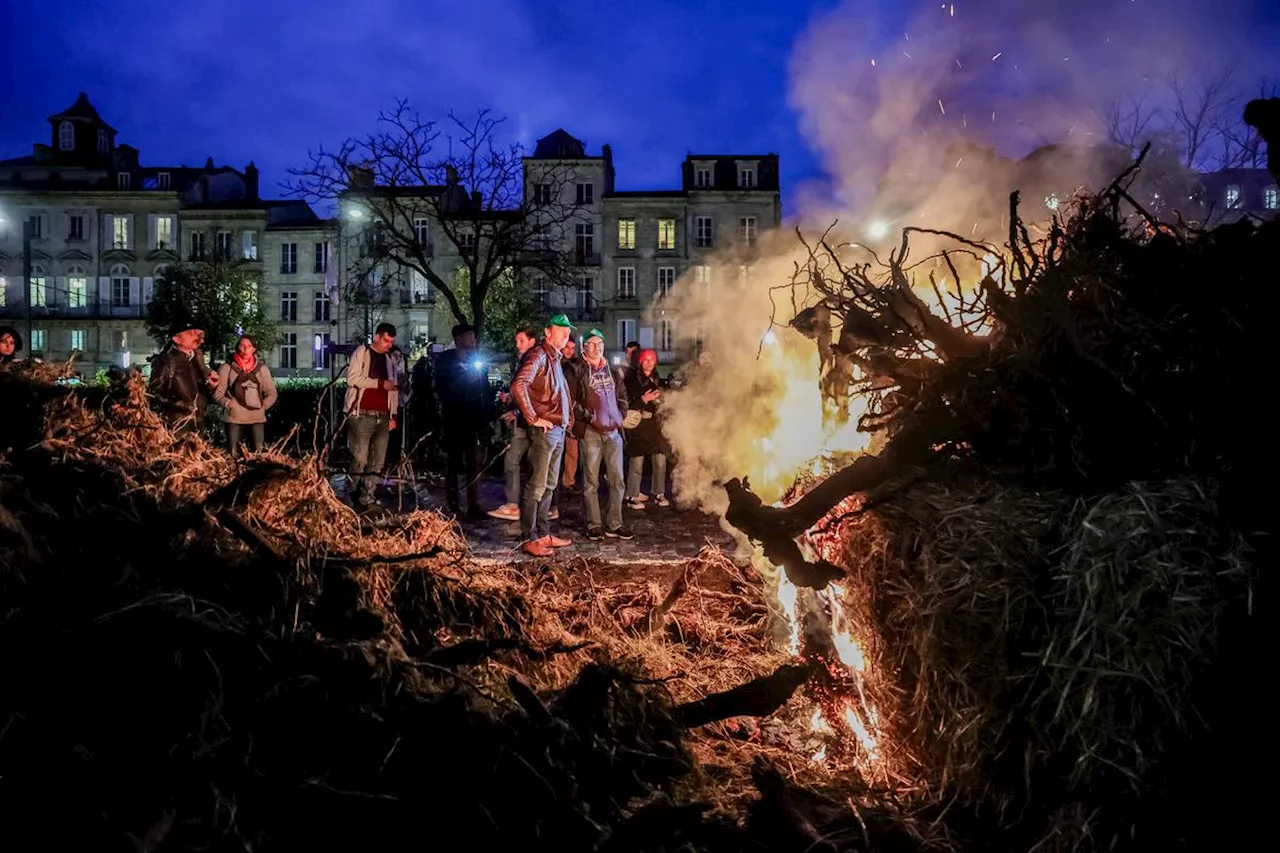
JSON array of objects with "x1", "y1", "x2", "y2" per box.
[
  {"x1": 625, "y1": 498, "x2": 646, "y2": 510},
  {"x1": 549, "y1": 507, "x2": 560, "y2": 520},
  {"x1": 545, "y1": 535, "x2": 573, "y2": 548},
  {"x1": 521, "y1": 538, "x2": 553, "y2": 557},
  {"x1": 586, "y1": 526, "x2": 606, "y2": 541},
  {"x1": 605, "y1": 526, "x2": 635, "y2": 540},
  {"x1": 487, "y1": 503, "x2": 521, "y2": 520},
  {"x1": 653, "y1": 493, "x2": 671, "y2": 508}
]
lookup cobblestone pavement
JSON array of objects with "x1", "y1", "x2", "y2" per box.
[{"x1": 332, "y1": 472, "x2": 739, "y2": 564}]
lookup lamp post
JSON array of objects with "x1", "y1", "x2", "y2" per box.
[{"x1": 22, "y1": 219, "x2": 34, "y2": 354}]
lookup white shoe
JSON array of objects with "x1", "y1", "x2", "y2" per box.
[
  {"x1": 653, "y1": 493, "x2": 671, "y2": 507},
  {"x1": 486, "y1": 503, "x2": 520, "y2": 520}
]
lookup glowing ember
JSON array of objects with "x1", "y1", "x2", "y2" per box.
[{"x1": 825, "y1": 584, "x2": 867, "y2": 673}]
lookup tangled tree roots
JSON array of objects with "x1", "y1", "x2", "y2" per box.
[{"x1": 721, "y1": 161, "x2": 1271, "y2": 850}]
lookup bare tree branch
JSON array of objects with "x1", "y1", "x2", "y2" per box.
[{"x1": 285, "y1": 101, "x2": 585, "y2": 338}]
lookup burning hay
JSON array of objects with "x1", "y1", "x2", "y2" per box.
[{"x1": 720, "y1": 157, "x2": 1271, "y2": 850}]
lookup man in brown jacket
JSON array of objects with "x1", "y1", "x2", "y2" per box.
[{"x1": 510, "y1": 314, "x2": 576, "y2": 557}]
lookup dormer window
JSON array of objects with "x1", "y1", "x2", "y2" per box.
[
  {"x1": 117, "y1": 173, "x2": 131, "y2": 190},
  {"x1": 58, "y1": 121, "x2": 75, "y2": 151},
  {"x1": 97, "y1": 129, "x2": 108, "y2": 157}
]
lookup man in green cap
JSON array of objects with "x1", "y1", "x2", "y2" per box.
[
  {"x1": 510, "y1": 314, "x2": 576, "y2": 556},
  {"x1": 568, "y1": 327, "x2": 634, "y2": 541}
]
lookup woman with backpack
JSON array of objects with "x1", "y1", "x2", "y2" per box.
[{"x1": 215, "y1": 334, "x2": 278, "y2": 455}]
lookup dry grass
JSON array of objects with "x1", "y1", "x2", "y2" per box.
[{"x1": 827, "y1": 477, "x2": 1255, "y2": 850}]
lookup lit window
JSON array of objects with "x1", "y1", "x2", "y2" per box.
[
  {"x1": 155, "y1": 215, "x2": 174, "y2": 249},
  {"x1": 1265, "y1": 186, "x2": 1279, "y2": 210},
  {"x1": 70, "y1": 329, "x2": 86, "y2": 351},
  {"x1": 1225, "y1": 185, "x2": 1241, "y2": 209},
  {"x1": 658, "y1": 218, "x2": 676, "y2": 250},
  {"x1": 32, "y1": 329, "x2": 46, "y2": 352},
  {"x1": 617, "y1": 218, "x2": 636, "y2": 250},
  {"x1": 30, "y1": 265, "x2": 48, "y2": 307},
  {"x1": 112, "y1": 215, "x2": 129, "y2": 249},
  {"x1": 67, "y1": 266, "x2": 88, "y2": 308}
]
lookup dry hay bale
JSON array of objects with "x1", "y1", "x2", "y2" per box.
[{"x1": 836, "y1": 476, "x2": 1255, "y2": 850}]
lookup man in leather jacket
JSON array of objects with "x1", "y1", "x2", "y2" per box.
[
  {"x1": 149, "y1": 323, "x2": 219, "y2": 434},
  {"x1": 510, "y1": 314, "x2": 576, "y2": 557}
]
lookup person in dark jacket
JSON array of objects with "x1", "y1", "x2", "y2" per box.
[
  {"x1": 149, "y1": 323, "x2": 219, "y2": 435},
  {"x1": 624, "y1": 348, "x2": 672, "y2": 508},
  {"x1": 434, "y1": 323, "x2": 492, "y2": 518},
  {"x1": 569, "y1": 328, "x2": 633, "y2": 540},
  {"x1": 488, "y1": 325, "x2": 539, "y2": 520}
]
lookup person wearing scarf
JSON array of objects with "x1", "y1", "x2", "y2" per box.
[{"x1": 215, "y1": 334, "x2": 278, "y2": 455}]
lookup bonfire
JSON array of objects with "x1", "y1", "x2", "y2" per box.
[{"x1": 0, "y1": 152, "x2": 1270, "y2": 852}]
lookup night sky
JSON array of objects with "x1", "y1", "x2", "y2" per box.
[{"x1": 1, "y1": 0, "x2": 1276, "y2": 215}]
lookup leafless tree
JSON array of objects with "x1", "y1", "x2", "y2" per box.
[
  {"x1": 286, "y1": 102, "x2": 583, "y2": 338},
  {"x1": 1100, "y1": 68, "x2": 1276, "y2": 172}
]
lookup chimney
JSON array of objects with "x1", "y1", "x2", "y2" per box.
[
  {"x1": 204, "y1": 156, "x2": 215, "y2": 170},
  {"x1": 601, "y1": 143, "x2": 616, "y2": 194},
  {"x1": 471, "y1": 190, "x2": 483, "y2": 209},
  {"x1": 445, "y1": 164, "x2": 459, "y2": 186},
  {"x1": 245, "y1": 161, "x2": 260, "y2": 199},
  {"x1": 346, "y1": 163, "x2": 374, "y2": 191}
]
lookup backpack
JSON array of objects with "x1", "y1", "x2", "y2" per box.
[{"x1": 229, "y1": 361, "x2": 263, "y2": 410}]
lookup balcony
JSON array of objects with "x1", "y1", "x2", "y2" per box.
[
  {"x1": 0, "y1": 300, "x2": 149, "y2": 320},
  {"x1": 565, "y1": 298, "x2": 605, "y2": 324}
]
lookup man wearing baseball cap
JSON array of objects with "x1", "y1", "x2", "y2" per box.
[
  {"x1": 510, "y1": 313, "x2": 576, "y2": 556},
  {"x1": 569, "y1": 327, "x2": 634, "y2": 541}
]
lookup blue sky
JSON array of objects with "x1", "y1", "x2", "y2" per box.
[{"x1": 1, "y1": 0, "x2": 1276, "y2": 215}]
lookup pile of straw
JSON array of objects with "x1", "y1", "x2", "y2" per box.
[
  {"x1": 0, "y1": 363, "x2": 828, "y2": 851},
  {"x1": 830, "y1": 477, "x2": 1257, "y2": 851}
]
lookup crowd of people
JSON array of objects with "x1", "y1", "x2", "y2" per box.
[{"x1": 5, "y1": 315, "x2": 693, "y2": 557}]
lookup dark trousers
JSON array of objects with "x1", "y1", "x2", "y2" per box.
[
  {"x1": 444, "y1": 428, "x2": 482, "y2": 510},
  {"x1": 347, "y1": 413, "x2": 392, "y2": 506},
  {"x1": 226, "y1": 421, "x2": 266, "y2": 456}
]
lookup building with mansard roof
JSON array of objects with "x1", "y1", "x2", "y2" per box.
[{"x1": 0, "y1": 93, "x2": 330, "y2": 374}]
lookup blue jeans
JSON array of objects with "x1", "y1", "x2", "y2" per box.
[
  {"x1": 504, "y1": 426, "x2": 531, "y2": 505},
  {"x1": 521, "y1": 425, "x2": 565, "y2": 540},
  {"x1": 347, "y1": 413, "x2": 391, "y2": 505},
  {"x1": 581, "y1": 428, "x2": 625, "y2": 531}
]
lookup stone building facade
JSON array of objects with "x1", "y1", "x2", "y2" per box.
[{"x1": 0, "y1": 93, "x2": 327, "y2": 375}]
